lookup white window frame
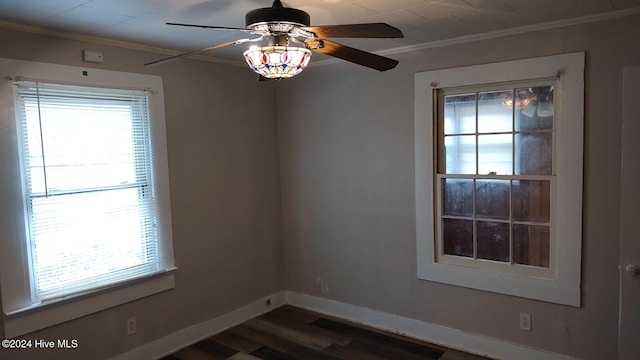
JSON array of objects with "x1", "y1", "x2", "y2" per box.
[
  {"x1": 414, "y1": 53, "x2": 584, "y2": 306},
  {"x1": 0, "y1": 58, "x2": 176, "y2": 337}
]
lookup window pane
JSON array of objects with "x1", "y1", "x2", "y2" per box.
[
  {"x1": 442, "y1": 178, "x2": 474, "y2": 217},
  {"x1": 476, "y1": 180, "x2": 510, "y2": 220},
  {"x1": 513, "y1": 224, "x2": 550, "y2": 267},
  {"x1": 478, "y1": 90, "x2": 513, "y2": 133},
  {"x1": 477, "y1": 221, "x2": 510, "y2": 262},
  {"x1": 31, "y1": 188, "x2": 156, "y2": 294},
  {"x1": 25, "y1": 99, "x2": 139, "y2": 193},
  {"x1": 443, "y1": 219, "x2": 473, "y2": 257},
  {"x1": 515, "y1": 132, "x2": 552, "y2": 175},
  {"x1": 515, "y1": 86, "x2": 554, "y2": 131},
  {"x1": 43, "y1": 105, "x2": 135, "y2": 191},
  {"x1": 478, "y1": 134, "x2": 512, "y2": 175},
  {"x1": 445, "y1": 135, "x2": 476, "y2": 174},
  {"x1": 444, "y1": 93, "x2": 476, "y2": 135},
  {"x1": 512, "y1": 180, "x2": 551, "y2": 223}
]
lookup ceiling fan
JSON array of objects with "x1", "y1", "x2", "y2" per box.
[{"x1": 145, "y1": 0, "x2": 404, "y2": 79}]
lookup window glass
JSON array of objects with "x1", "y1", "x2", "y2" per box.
[
  {"x1": 512, "y1": 180, "x2": 551, "y2": 223},
  {"x1": 444, "y1": 135, "x2": 476, "y2": 174},
  {"x1": 477, "y1": 134, "x2": 512, "y2": 175},
  {"x1": 442, "y1": 178, "x2": 473, "y2": 217},
  {"x1": 478, "y1": 90, "x2": 512, "y2": 133},
  {"x1": 443, "y1": 219, "x2": 474, "y2": 258},
  {"x1": 476, "y1": 180, "x2": 510, "y2": 220},
  {"x1": 438, "y1": 81, "x2": 555, "y2": 269},
  {"x1": 444, "y1": 93, "x2": 476, "y2": 135},
  {"x1": 476, "y1": 221, "x2": 510, "y2": 262},
  {"x1": 513, "y1": 224, "x2": 550, "y2": 267}
]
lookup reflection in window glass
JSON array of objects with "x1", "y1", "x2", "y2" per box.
[
  {"x1": 443, "y1": 179, "x2": 474, "y2": 217},
  {"x1": 515, "y1": 133, "x2": 552, "y2": 175},
  {"x1": 477, "y1": 221, "x2": 510, "y2": 262},
  {"x1": 515, "y1": 86, "x2": 554, "y2": 131},
  {"x1": 443, "y1": 219, "x2": 474, "y2": 258},
  {"x1": 444, "y1": 135, "x2": 476, "y2": 174},
  {"x1": 478, "y1": 90, "x2": 513, "y2": 134},
  {"x1": 476, "y1": 180, "x2": 510, "y2": 220},
  {"x1": 478, "y1": 134, "x2": 512, "y2": 175},
  {"x1": 444, "y1": 94, "x2": 476, "y2": 135},
  {"x1": 438, "y1": 82, "x2": 554, "y2": 269},
  {"x1": 513, "y1": 224, "x2": 550, "y2": 267},
  {"x1": 512, "y1": 180, "x2": 551, "y2": 223}
]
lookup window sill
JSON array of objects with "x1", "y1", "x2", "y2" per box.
[
  {"x1": 3, "y1": 268, "x2": 176, "y2": 338},
  {"x1": 417, "y1": 262, "x2": 579, "y2": 306}
]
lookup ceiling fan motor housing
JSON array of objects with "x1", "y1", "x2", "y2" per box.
[{"x1": 245, "y1": 0, "x2": 311, "y2": 28}]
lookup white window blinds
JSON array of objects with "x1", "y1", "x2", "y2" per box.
[{"x1": 15, "y1": 81, "x2": 162, "y2": 302}]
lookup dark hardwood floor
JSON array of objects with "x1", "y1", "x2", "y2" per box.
[{"x1": 161, "y1": 305, "x2": 492, "y2": 360}]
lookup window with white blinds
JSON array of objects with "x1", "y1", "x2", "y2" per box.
[{"x1": 15, "y1": 81, "x2": 163, "y2": 302}]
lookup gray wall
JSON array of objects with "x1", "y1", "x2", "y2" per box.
[
  {"x1": 277, "y1": 14, "x2": 640, "y2": 360},
  {"x1": 0, "y1": 29, "x2": 284, "y2": 359}
]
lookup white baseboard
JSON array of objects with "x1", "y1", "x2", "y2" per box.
[
  {"x1": 111, "y1": 290, "x2": 578, "y2": 360},
  {"x1": 110, "y1": 291, "x2": 286, "y2": 360},
  {"x1": 285, "y1": 291, "x2": 578, "y2": 360}
]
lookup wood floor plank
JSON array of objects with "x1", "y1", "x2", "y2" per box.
[
  {"x1": 165, "y1": 306, "x2": 492, "y2": 360},
  {"x1": 346, "y1": 339, "x2": 441, "y2": 360},
  {"x1": 322, "y1": 343, "x2": 389, "y2": 360},
  {"x1": 287, "y1": 344, "x2": 344, "y2": 360},
  {"x1": 312, "y1": 318, "x2": 444, "y2": 359},
  {"x1": 258, "y1": 313, "x2": 352, "y2": 346},
  {"x1": 172, "y1": 347, "x2": 220, "y2": 360},
  {"x1": 250, "y1": 346, "x2": 300, "y2": 360},
  {"x1": 244, "y1": 317, "x2": 333, "y2": 351},
  {"x1": 209, "y1": 331, "x2": 263, "y2": 353},
  {"x1": 226, "y1": 325, "x2": 297, "y2": 353},
  {"x1": 192, "y1": 338, "x2": 238, "y2": 358},
  {"x1": 227, "y1": 353, "x2": 261, "y2": 360}
]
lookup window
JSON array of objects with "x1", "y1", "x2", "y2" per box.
[
  {"x1": 16, "y1": 81, "x2": 165, "y2": 300},
  {"x1": 0, "y1": 58, "x2": 175, "y2": 337},
  {"x1": 436, "y1": 81, "x2": 555, "y2": 278},
  {"x1": 414, "y1": 53, "x2": 584, "y2": 306}
]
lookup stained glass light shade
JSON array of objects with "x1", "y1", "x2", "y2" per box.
[{"x1": 243, "y1": 46, "x2": 312, "y2": 79}]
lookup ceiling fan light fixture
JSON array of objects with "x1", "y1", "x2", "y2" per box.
[
  {"x1": 536, "y1": 101, "x2": 554, "y2": 117},
  {"x1": 503, "y1": 88, "x2": 533, "y2": 109},
  {"x1": 243, "y1": 45, "x2": 312, "y2": 79},
  {"x1": 146, "y1": 0, "x2": 404, "y2": 74}
]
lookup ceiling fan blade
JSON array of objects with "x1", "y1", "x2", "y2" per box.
[
  {"x1": 313, "y1": 40, "x2": 399, "y2": 72},
  {"x1": 303, "y1": 23, "x2": 403, "y2": 39},
  {"x1": 144, "y1": 39, "x2": 247, "y2": 66},
  {"x1": 166, "y1": 22, "x2": 254, "y2": 32}
]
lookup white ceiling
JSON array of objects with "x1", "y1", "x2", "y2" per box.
[{"x1": 1, "y1": 0, "x2": 639, "y2": 66}]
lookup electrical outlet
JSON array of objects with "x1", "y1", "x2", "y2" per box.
[
  {"x1": 83, "y1": 50, "x2": 103, "y2": 63},
  {"x1": 519, "y1": 313, "x2": 532, "y2": 331},
  {"x1": 126, "y1": 317, "x2": 137, "y2": 335}
]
